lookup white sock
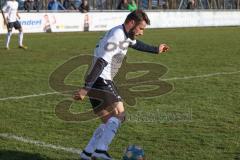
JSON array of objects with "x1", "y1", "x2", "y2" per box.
[
  {"x1": 6, "y1": 31, "x2": 12, "y2": 48},
  {"x1": 96, "y1": 117, "x2": 121, "y2": 151},
  {"x1": 84, "y1": 124, "x2": 105, "y2": 153},
  {"x1": 19, "y1": 31, "x2": 24, "y2": 46}
]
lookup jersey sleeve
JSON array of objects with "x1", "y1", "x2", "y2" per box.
[
  {"x1": 129, "y1": 39, "x2": 159, "y2": 54},
  {"x1": 84, "y1": 57, "x2": 108, "y2": 89},
  {"x1": 2, "y1": 2, "x2": 9, "y2": 12}
]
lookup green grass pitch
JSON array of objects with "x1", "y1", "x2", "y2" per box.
[{"x1": 0, "y1": 27, "x2": 240, "y2": 160}]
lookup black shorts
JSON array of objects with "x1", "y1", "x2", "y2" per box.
[
  {"x1": 8, "y1": 21, "x2": 22, "y2": 31},
  {"x1": 88, "y1": 77, "x2": 122, "y2": 113}
]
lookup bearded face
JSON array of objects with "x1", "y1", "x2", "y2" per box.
[{"x1": 128, "y1": 20, "x2": 147, "y2": 40}]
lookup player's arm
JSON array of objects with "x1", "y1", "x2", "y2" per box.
[
  {"x1": 73, "y1": 58, "x2": 108, "y2": 100},
  {"x1": 1, "y1": 2, "x2": 8, "y2": 12},
  {"x1": 16, "y1": 11, "x2": 20, "y2": 20},
  {"x1": 130, "y1": 39, "x2": 169, "y2": 54},
  {"x1": 1, "y1": 3, "x2": 8, "y2": 25},
  {"x1": 1, "y1": 9, "x2": 7, "y2": 25}
]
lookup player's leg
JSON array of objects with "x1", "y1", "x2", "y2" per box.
[
  {"x1": 79, "y1": 95, "x2": 107, "y2": 160},
  {"x1": 5, "y1": 23, "x2": 13, "y2": 49},
  {"x1": 92, "y1": 102, "x2": 125, "y2": 160},
  {"x1": 80, "y1": 122, "x2": 106, "y2": 160},
  {"x1": 80, "y1": 105, "x2": 124, "y2": 160},
  {"x1": 80, "y1": 102, "x2": 113, "y2": 160},
  {"x1": 80, "y1": 78, "x2": 123, "y2": 160},
  {"x1": 15, "y1": 21, "x2": 27, "y2": 49},
  {"x1": 18, "y1": 27, "x2": 24, "y2": 47}
]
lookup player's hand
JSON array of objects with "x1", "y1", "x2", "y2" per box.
[
  {"x1": 73, "y1": 88, "x2": 88, "y2": 101},
  {"x1": 159, "y1": 44, "x2": 170, "y2": 53}
]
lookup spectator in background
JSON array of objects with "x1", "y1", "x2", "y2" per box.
[
  {"x1": 128, "y1": 0, "x2": 137, "y2": 11},
  {"x1": 48, "y1": 0, "x2": 65, "y2": 10},
  {"x1": 117, "y1": 0, "x2": 128, "y2": 9},
  {"x1": 24, "y1": 0, "x2": 34, "y2": 11},
  {"x1": 186, "y1": 0, "x2": 195, "y2": 9},
  {"x1": 75, "y1": 0, "x2": 81, "y2": 8},
  {"x1": 139, "y1": 0, "x2": 148, "y2": 9},
  {"x1": 33, "y1": 0, "x2": 42, "y2": 11},
  {"x1": 151, "y1": 0, "x2": 159, "y2": 9},
  {"x1": 79, "y1": 0, "x2": 89, "y2": 12},
  {"x1": 96, "y1": 0, "x2": 107, "y2": 9},
  {"x1": 235, "y1": 0, "x2": 240, "y2": 9},
  {"x1": 168, "y1": 0, "x2": 177, "y2": 9},
  {"x1": 152, "y1": 0, "x2": 168, "y2": 9},
  {"x1": 63, "y1": 0, "x2": 77, "y2": 10},
  {"x1": 18, "y1": 0, "x2": 25, "y2": 10},
  {"x1": 117, "y1": 0, "x2": 137, "y2": 11}
]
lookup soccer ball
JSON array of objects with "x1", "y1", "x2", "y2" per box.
[{"x1": 122, "y1": 145, "x2": 145, "y2": 160}]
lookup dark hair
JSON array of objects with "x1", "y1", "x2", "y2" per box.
[{"x1": 125, "y1": 9, "x2": 150, "y2": 25}]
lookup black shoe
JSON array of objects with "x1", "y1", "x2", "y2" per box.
[
  {"x1": 92, "y1": 149, "x2": 112, "y2": 160},
  {"x1": 80, "y1": 150, "x2": 92, "y2": 160}
]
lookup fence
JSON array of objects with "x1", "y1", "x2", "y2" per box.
[{"x1": 0, "y1": 0, "x2": 240, "y2": 10}]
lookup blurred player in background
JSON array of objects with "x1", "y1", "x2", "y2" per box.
[
  {"x1": 2, "y1": 0, "x2": 27, "y2": 50},
  {"x1": 74, "y1": 10, "x2": 169, "y2": 160}
]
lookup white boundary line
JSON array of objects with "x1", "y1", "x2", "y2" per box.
[
  {"x1": 0, "y1": 92, "x2": 60, "y2": 101},
  {"x1": 0, "y1": 70, "x2": 239, "y2": 102},
  {"x1": 161, "y1": 70, "x2": 240, "y2": 81},
  {"x1": 0, "y1": 133, "x2": 82, "y2": 154}
]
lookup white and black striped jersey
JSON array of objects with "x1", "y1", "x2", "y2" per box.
[
  {"x1": 2, "y1": 1, "x2": 19, "y2": 23},
  {"x1": 94, "y1": 24, "x2": 136, "y2": 81},
  {"x1": 85, "y1": 24, "x2": 159, "y2": 88}
]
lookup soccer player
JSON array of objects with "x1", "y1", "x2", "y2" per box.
[
  {"x1": 2, "y1": 0, "x2": 27, "y2": 50},
  {"x1": 74, "y1": 10, "x2": 169, "y2": 160}
]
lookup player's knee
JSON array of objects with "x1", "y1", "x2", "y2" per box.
[{"x1": 101, "y1": 112, "x2": 126, "y2": 123}]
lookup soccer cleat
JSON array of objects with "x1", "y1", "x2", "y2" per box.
[
  {"x1": 80, "y1": 150, "x2": 92, "y2": 160},
  {"x1": 5, "y1": 47, "x2": 9, "y2": 50},
  {"x1": 92, "y1": 149, "x2": 112, "y2": 160},
  {"x1": 19, "y1": 45, "x2": 28, "y2": 50}
]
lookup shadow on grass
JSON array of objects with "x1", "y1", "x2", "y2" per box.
[
  {"x1": 0, "y1": 150, "x2": 78, "y2": 160},
  {"x1": 235, "y1": 152, "x2": 240, "y2": 160},
  {"x1": 0, "y1": 150, "x2": 51, "y2": 160},
  {"x1": 0, "y1": 150, "x2": 80, "y2": 160}
]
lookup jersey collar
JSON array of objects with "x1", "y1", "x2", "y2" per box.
[{"x1": 122, "y1": 24, "x2": 129, "y2": 38}]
